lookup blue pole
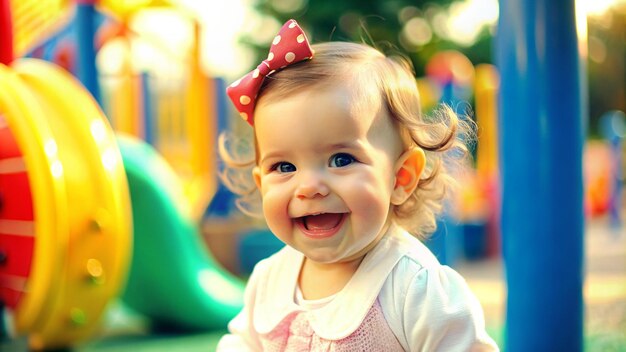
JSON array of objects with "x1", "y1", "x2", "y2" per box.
[
  {"x1": 75, "y1": 1, "x2": 101, "y2": 105},
  {"x1": 215, "y1": 77, "x2": 229, "y2": 133},
  {"x1": 496, "y1": 0, "x2": 585, "y2": 351},
  {"x1": 141, "y1": 72, "x2": 155, "y2": 146}
]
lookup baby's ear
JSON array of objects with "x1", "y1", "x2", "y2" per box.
[
  {"x1": 391, "y1": 147, "x2": 425, "y2": 205},
  {"x1": 252, "y1": 166, "x2": 262, "y2": 190}
]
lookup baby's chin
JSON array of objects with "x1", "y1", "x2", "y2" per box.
[
  {"x1": 299, "y1": 245, "x2": 367, "y2": 265},
  {"x1": 296, "y1": 246, "x2": 343, "y2": 264}
]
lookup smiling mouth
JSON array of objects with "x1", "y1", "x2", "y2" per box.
[{"x1": 296, "y1": 213, "x2": 346, "y2": 237}]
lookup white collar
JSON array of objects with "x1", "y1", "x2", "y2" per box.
[{"x1": 252, "y1": 224, "x2": 414, "y2": 340}]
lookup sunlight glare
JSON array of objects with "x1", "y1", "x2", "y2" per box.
[
  {"x1": 446, "y1": 0, "x2": 498, "y2": 46},
  {"x1": 578, "y1": 0, "x2": 625, "y2": 17},
  {"x1": 174, "y1": 0, "x2": 256, "y2": 77}
]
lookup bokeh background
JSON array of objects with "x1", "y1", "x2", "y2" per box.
[{"x1": 0, "y1": 0, "x2": 624, "y2": 351}]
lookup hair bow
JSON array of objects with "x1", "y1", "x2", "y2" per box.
[{"x1": 226, "y1": 19, "x2": 313, "y2": 126}]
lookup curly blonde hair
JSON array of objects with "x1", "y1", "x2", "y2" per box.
[{"x1": 219, "y1": 42, "x2": 474, "y2": 238}]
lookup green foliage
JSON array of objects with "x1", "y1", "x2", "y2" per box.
[
  {"x1": 246, "y1": 0, "x2": 492, "y2": 77},
  {"x1": 586, "y1": 13, "x2": 626, "y2": 138},
  {"x1": 244, "y1": 1, "x2": 626, "y2": 138}
]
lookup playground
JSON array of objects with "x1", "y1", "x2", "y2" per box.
[
  {"x1": 1, "y1": 0, "x2": 625, "y2": 351},
  {"x1": 3, "y1": 216, "x2": 623, "y2": 350},
  {"x1": 86, "y1": 215, "x2": 626, "y2": 349}
]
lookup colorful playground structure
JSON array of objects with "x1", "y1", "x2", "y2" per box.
[
  {"x1": 0, "y1": 0, "x2": 243, "y2": 349},
  {"x1": 0, "y1": 0, "x2": 622, "y2": 350},
  {"x1": 0, "y1": 57, "x2": 132, "y2": 349}
]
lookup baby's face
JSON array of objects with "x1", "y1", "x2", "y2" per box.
[{"x1": 252, "y1": 84, "x2": 404, "y2": 264}]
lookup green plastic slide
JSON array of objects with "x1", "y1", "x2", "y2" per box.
[{"x1": 117, "y1": 135, "x2": 244, "y2": 331}]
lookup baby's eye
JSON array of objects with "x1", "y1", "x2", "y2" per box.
[
  {"x1": 329, "y1": 153, "x2": 356, "y2": 168},
  {"x1": 271, "y1": 162, "x2": 296, "y2": 173}
]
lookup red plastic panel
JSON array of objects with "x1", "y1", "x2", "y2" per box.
[{"x1": 0, "y1": 115, "x2": 35, "y2": 309}]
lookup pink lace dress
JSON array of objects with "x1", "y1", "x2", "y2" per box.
[{"x1": 260, "y1": 299, "x2": 404, "y2": 351}]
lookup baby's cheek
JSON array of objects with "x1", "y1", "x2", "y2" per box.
[
  {"x1": 360, "y1": 194, "x2": 388, "y2": 217},
  {"x1": 351, "y1": 182, "x2": 391, "y2": 219},
  {"x1": 261, "y1": 191, "x2": 292, "y2": 231}
]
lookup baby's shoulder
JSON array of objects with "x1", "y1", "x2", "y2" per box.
[
  {"x1": 379, "y1": 233, "x2": 498, "y2": 351},
  {"x1": 382, "y1": 233, "x2": 476, "y2": 305},
  {"x1": 386, "y1": 231, "x2": 442, "y2": 276}
]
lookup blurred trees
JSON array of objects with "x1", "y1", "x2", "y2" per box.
[
  {"x1": 245, "y1": 0, "x2": 493, "y2": 77},
  {"x1": 587, "y1": 7, "x2": 626, "y2": 137},
  {"x1": 244, "y1": 0, "x2": 625, "y2": 137}
]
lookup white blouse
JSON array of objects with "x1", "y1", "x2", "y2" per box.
[{"x1": 217, "y1": 224, "x2": 499, "y2": 351}]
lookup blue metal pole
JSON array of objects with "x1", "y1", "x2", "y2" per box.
[
  {"x1": 75, "y1": 1, "x2": 101, "y2": 105},
  {"x1": 496, "y1": 0, "x2": 585, "y2": 350},
  {"x1": 141, "y1": 72, "x2": 155, "y2": 146}
]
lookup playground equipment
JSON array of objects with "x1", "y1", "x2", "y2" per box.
[
  {"x1": 473, "y1": 64, "x2": 500, "y2": 257},
  {"x1": 0, "y1": 58, "x2": 132, "y2": 349},
  {"x1": 119, "y1": 135, "x2": 243, "y2": 330},
  {"x1": 97, "y1": 7, "x2": 219, "y2": 220},
  {"x1": 1, "y1": 3, "x2": 129, "y2": 348},
  {"x1": 422, "y1": 51, "x2": 502, "y2": 263},
  {"x1": 425, "y1": 49, "x2": 475, "y2": 109},
  {"x1": 1, "y1": 0, "x2": 71, "y2": 62},
  {"x1": 585, "y1": 140, "x2": 615, "y2": 217},
  {"x1": 497, "y1": 0, "x2": 584, "y2": 350},
  {"x1": 0, "y1": 0, "x2": 244, "y2": 349},
  {"x1": 75, "y1": 0, "x2": 173, "y2": 104},
  {"x1": 599, "y1": 110, "x2": 625, "y2": 229}
]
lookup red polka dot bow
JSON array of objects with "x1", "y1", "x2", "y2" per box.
[{"x1": 226, "y1": 19, "x2": 313, "y2": 126}]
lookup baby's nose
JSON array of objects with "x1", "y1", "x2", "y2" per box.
[{"x1": 295, "y1": 173, "x2": 330, "y2": 199}]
